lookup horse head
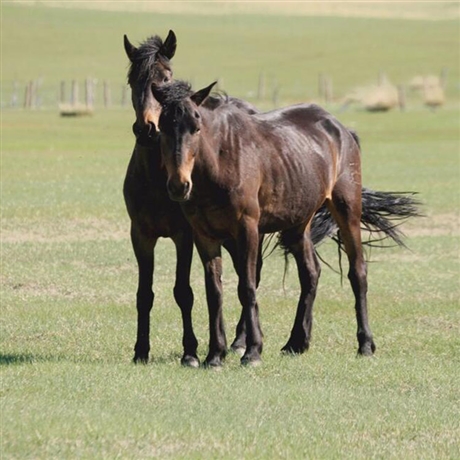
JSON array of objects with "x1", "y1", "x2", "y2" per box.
[
  {"x1": 153, "y1": 80, "x2": 216, "y2": 201},
  {"x1": 124, "y1": 30, "x2": 177, "y2": 138}
]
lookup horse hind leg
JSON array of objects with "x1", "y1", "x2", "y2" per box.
[
  {"x1": 327, "y1": 184, "x2": 376, "y2": 356},
  {"x1": 281, "y1": 226, "x2": 321, "y2": 354}
]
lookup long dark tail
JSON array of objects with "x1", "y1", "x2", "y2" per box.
[
  {"x1": 271, "y1": 187, "x2": 421, "y2": 282},
  {"x1": 310, "y1": 188, "x2": 422, "y2": 249}
]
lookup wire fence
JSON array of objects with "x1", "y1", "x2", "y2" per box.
[
  {"x1": 1, "y1": 69, "x2": 451, "y2": 114},
  {"x1": 0, "y1": 73, "x2": 337, "y2": 113},
  {"x1": 1, "y1": 78, "x2": 131, "y2": 111}
]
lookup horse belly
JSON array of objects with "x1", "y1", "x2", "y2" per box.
[{"x1": 258, "y1": 171, "x2": 328, "y2": 233}]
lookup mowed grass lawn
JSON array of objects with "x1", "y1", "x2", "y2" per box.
[
  {"x1": 2, "y1": 5, "x2": 460, "y2": 459},
  {"x1": 2, "y1": 106, "x2": 459, "y2": 460}
]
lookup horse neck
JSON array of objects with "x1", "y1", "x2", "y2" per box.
[
  {"x1": 133, "y1": 139, "x2": 165, "y2": 184},
  {"x1": 194, "y1": 105, "x2": 255, "y2": 186},
  {"x1": 194, "y1": 108, "x2": 222, "y2": 177}
]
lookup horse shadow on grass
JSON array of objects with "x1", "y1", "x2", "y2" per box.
[
  {"x1": 0, "y1": 351, "x2": 188, "y2": 367},
  {"x1": 0, "y1": 353, "x2": 66, "y2": 366}
]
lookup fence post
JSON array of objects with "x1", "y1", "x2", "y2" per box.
[
  {"x1": 318, "y1": 73, "x2": 325, "y2": 100},
  {"x1": 324, "y1": 76, "x2": 333, "y2": 105},
  {"x1": 24, "y1": 81, "x2": 34, "y2": 109},
  {"x1": 85, "y1": 78, "x2": 94, "y2": 108},
  {"x1": 60, "y1": 81, "x2": 66, "y2": 105},
  {"x1": 398, "y1": 85, "x2": 406, "y2": 112},
  {"x1": 257, "y1": 72, "x2": 266, "y2": 100},
  {"x1": 11, "y1": 80, "x2": 19, "y2": 107},
  {"x1": 121, "y1": 84, "x2": 128, "y2": 107},
  {"x1": 103, "y1": 80, "x2": 111, "y2": 108},
  {"x1": 272, "y1": 85, "x2": 280, "y2": 108},
  {"x1": 71, "y1": 80, "x2": 79, "y2": 106},
  {"x1": 23, "y1": 83, "x2": 29, "y2": 109}
]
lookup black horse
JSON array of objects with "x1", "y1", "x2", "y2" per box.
[
  {"x1": 123, "y1": 31, "x2": 265, "y2": 366},
  {"x1": 152, "y1": 80, "x2": 420, "y2": 367}
]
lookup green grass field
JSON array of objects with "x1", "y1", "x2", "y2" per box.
[{"x1": 1, "y1": 4, "x2": 460, "y2": 459}]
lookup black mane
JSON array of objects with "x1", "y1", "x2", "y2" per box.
[
  {"x1": 127, "y1": 35, "x2": 169, "y2": 85},
  {"x1": 156, "y1": 80, "x2": 192, "y2": 106},
  {"x1": 155, "y1": 81, "x2": 260, "y2": 116}
]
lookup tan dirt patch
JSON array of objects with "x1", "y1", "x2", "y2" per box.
[
  {"x1": 1, "y1": 218, "x2": 130, "y2": 244},
  {"x1": 402, "y1": 212, "x2": 459, "y2": 237}
]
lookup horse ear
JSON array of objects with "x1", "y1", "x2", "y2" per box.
[
  {"x1": 124, "y1": 34, "x2": 137, "y2": 62},
  {"x1": 191, "y1": 81, "x2": 217, "y2": 107},
  {"x1": 160, "y1": 30, "x2": 177, "y2": 60}
]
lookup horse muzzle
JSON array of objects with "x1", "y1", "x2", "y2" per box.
[
  {"x1": 132, "y1": 121, "x2": 157, "y2": 146},
  {"x1": 167, "y1": 179, "x2": 192, "y2": 202}
]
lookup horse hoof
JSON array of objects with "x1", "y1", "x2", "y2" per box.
[
  {"x1": 181, "y1": 355, "x2": 200, "y2": 368},
  {"x1": 203, "y1": 356, "x2": 224, "y2": 369},
  {"x1": 241, "y1": 355, "x2": 262, "y2": 367},
  {"x1": 281, "y1": 341, "x2": 309, "y2": 355},
  {"x1": 231, "y1": 346, "x2": 246, "y2": 358},
  {"x1": 133, "y1": 355, "x2": 149, "y2": 364},
  {"x1": 357, "y1": 341, "x2": 376, "y2": 356},
  {"x1": 203, "y1": 354, "x2": 224, "y2": 369},
  {"x1": 241, "y1": 350, "x2": 262, "y2": 367}
]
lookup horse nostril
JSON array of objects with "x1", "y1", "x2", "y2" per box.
[
  {"x1": 167, "y1": 180, "x2": 191, "y2": 200},
  {"x1": 167, "y1": 181, "x2": 179, "y2": 196},
  {"x1": 147, "y1": 121, "x2": 156, "y2": 137}
]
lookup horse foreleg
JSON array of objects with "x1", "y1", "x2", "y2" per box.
[
  {"x1": 281, "y1": 227, "x2": 321, "y2": 354},
  {"x1": 237, "y1": 219, "x2": 264, "y2": 366},
  {"x1": 223, "y1": 236, "x2": 263, "y2": 356},
  {"x1": 131, "y1": 225, "x2": 156, "y2": 363},
  {"x1": 172, "y1": 231, "x2": 199, "y2": 368},
  {"x1": 195, "y1": 235, "x2": 227, "y2": 368}
]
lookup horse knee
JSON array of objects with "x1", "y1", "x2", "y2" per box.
[
  {"x1": 136, "y1": 289, "x2": 154, "y2": 311},
  {"x1": 238, "y1": 281, "x2": 256, "y2": 307},
  {"x1": 173, "y1": 285, "x2": 194, "y2": 311}
]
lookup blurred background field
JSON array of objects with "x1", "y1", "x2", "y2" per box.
[
  {"x1": 1, "y1": 2, "x2": 459, "y2": 459},
  {"x1": 5, "y1": 0, "x2": 460, "y2": 19},
  {"x1": 2, "y1": 2, "x2": 459, "y2": 111}
]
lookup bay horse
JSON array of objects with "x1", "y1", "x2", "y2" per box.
[
  {"x1": 123, "y1": 31, "x2": 266, "y2": 366},
  {"x1": 152, "y1": 80, "x2": 419, "y2": 367}
]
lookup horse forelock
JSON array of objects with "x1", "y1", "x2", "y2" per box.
[
  {"x1": 127, "y1": 35, "x2": 170, "y2": 84},
  {"x1": 155, "y1": 81, "x2": 194, "y2": 124},
  {"x1": 162, "y1": 81, "x2": 193, "y2": 104}
]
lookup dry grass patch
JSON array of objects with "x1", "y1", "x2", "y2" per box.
[{"x1": 2, "y1": 217, "x2": 129, "y2": 244}]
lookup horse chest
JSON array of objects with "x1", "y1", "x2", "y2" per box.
[
  {"x1": 182, "y1": 200, "x2": 236, "y2": 240},
  {"x1": 128, "y1": 184, "x2": 188, "y2": 238}
]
